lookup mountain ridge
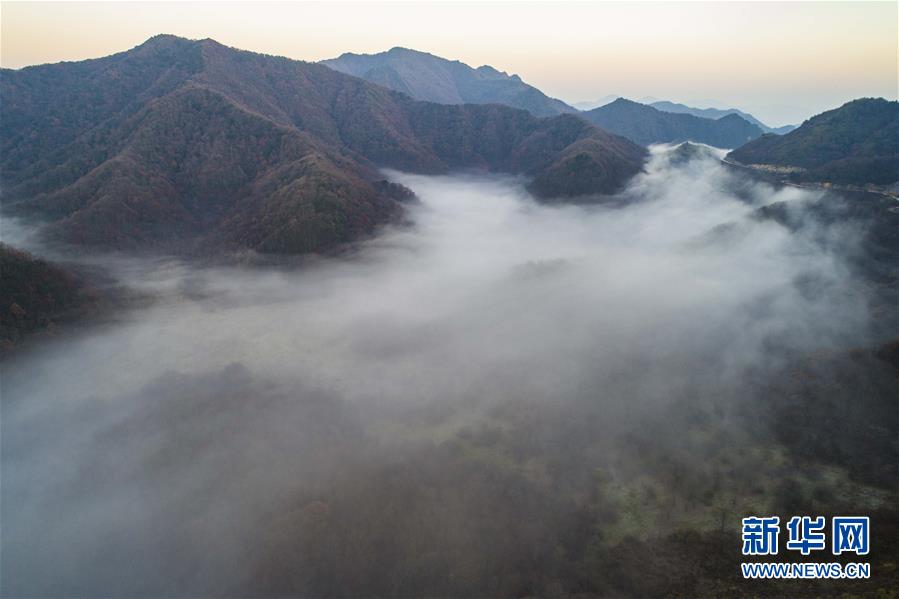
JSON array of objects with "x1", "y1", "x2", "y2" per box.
[
  {"x1": 581, "y1": 98, "x2": 764, "y2": 148},
  {"x1": 649, "y1": 100, "x2": 795, "y2": 134},
  {"x1": 726, "y1": 98, "x2": 899, "y2": 186},
  {"x1": 1, "y1": 35, "x2": 646, "y2": 255},
  {"x1": 321, "y1": 47, "x2": 576, "y2": 117}
]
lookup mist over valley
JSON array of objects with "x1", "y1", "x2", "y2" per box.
[{"x1": 4, "y1": 146, "x2": 898, "y2": 596}]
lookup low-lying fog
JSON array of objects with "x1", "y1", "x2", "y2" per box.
[{"x1": 1, "y1": 145, "x2": 877, "y2": 596}]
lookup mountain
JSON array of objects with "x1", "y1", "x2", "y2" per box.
[
  {"x1": 572, "y1": 95, "x2": 620, "y2": 111},
  {"x1": 321, "y1": 47, "x2": 576, "y2": 117},
  {"x1": 0, "y1": 244, "x2": 94, "y2": 350},
  {"x1": 726, "y1": 98, "x2": 899, "y2": 185},
  {"x1": 581, "y1": 98, "x2": 764, "y2": 148},
  {"x1": 1, "y1": 36, "x2": 645, "y2": 255},
  {"x1": 649, "y1": 100, "x2": 796, "y2": 134}
]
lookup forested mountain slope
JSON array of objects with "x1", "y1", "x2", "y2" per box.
[{"x1": 1, "y1": 35, "x2": 646, "y2": 254}]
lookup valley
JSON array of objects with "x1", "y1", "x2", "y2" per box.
[{"x1": 3, "y1": 146, "x2": 898, "y2": 597}]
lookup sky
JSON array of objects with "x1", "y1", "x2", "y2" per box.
[{"x1": 1, "y1": 1, "x2": 896, "y2": 126}]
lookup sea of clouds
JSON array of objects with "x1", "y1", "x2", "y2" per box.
[{"x1": 1, "y1": 144, "x2": 872, "y2": 596}]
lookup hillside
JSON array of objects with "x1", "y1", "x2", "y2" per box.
[
  {"x1": 582, "y1": 98, "x2": 764, "y2": 148},
  {"x1": 649, "y1": 100, "x2": 795, "y2": 134},
  {"x1": 1, "y1": 36, "x2": 645, "y2": 255},
  {"x1": 726, "y1": 98, "x2": 899, "y2": 185},
  {"x1": 321, "y1": 47, "x2": 576, "y2": 117},
  {"x1": 0, "y1": 244, "x2": 94, "y2": 350}
]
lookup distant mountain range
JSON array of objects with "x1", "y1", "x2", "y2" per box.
[
  {"x1": 321, "y1": 47, "x2": 576, "y2": 117},
  {"x1": 649, "y1": 101, "x2": 796, "y2": 134},
  {"x1": 4, "y1": 37, "x2": 894, "y2": 258},
  {"x1": 574, "y1": 97, "x2": 793, "y2": 134},
  {"x1": 1, "y1": 35, "x2": 645, "y2": 255},
  {"x1": 319, "y1": 50, "x2": 792, "y2": 149},
  {"x1": 581, "y1": 98, "x2": 764, "y2": 148},
  {"x1": 727, "y1": 98, "x2": 899, "y2": 185}
]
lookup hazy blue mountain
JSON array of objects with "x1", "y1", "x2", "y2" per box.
[
  {"x1": 572, "y1": 95, "x2": 620, "y2": 111},
  {"x1": 321, "y1": 47, "x2": 576, "y2": 117},
  {"x1": 582, "y1": 98, "x2": 764, "y2": 148},
  {"x1": 650, "y1": 100, "x2": 795, "y2": 134},
  {"x1": 727, "y1": 97, "x2": 899, "y2": 185}
]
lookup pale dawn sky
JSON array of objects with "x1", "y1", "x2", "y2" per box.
[{"x1": 1, "y1": 1, "x2": 896, "y2": 126}]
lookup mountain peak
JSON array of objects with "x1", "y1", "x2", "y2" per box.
[
  {"x1": 607, "y1": 97, "x2": 645, "y2": 107},
  {"x1": 134, "y1": 35, "x2": 233, "y2": 56},
  {"x1": 320, "y1": 47, "x2": 576, "y2": 117},
  {"x1": 475, "y1": 64, "x2": 504, "y2": 76},
  {"x1": 385, "y1": 46, "x2": 432, "y2": 58},
  {"x1": 135, "y1": 33, "x2": 196, "y2": 50},
  {"x1": 128, "y1": 34, "x2": 206, "y2": 62},
  {"x1": 833, "y1": 97, "x2": 893, "y2": 115},
  {"x1": 198, "y1": 37, "x2": 226, "y2": 47},
  {"x1": 140, "y1": 33, "x2": 188, "y2": 44}
]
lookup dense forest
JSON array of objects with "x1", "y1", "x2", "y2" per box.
[
  {"x1": 0, "y1": 244, "x2": 94, "y2": 351},
  {"x1": 728, "y1": 98, "x2": 899, "y2": 185},
  {"x1": 0, "y1": 35, "x2": 645, "y2": 255}
]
